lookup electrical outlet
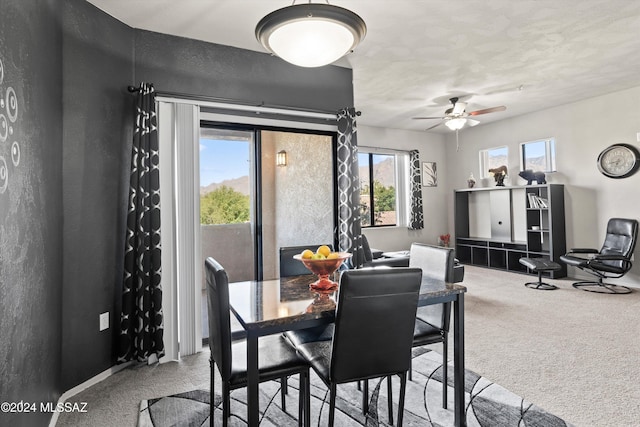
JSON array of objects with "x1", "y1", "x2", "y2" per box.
[
  {"x1": 99, "y1": 312, "x2": 109, "y2": 331},
  {"x1": 636, "y1": 132, "x2": 640, "y2": 143}
]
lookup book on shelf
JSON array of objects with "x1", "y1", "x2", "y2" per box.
[{"x1": 527, "y1": 193, "x2": 548, "y2": 208}]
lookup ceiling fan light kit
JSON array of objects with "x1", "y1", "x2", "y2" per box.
[
  {"x1": 255, "y1": 2, "x2": 366, "y2": 68},
  {"x1": 445, "y1": 118, "x2": 467, "y2": 131},
  {"x1": 414, "y1": 97, "x2": 506, "y2": 132}
]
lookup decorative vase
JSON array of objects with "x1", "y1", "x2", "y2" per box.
[{"x1": 467, "y1": 173, "x2": 476, "y2": 188}]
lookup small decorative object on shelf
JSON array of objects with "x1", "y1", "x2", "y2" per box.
[
  {"x1": 488, "y1": 165, "x2": 508, "y2": 186},
  {"x1": 438, "y1": 233, "x2": 451, "y2": 247},
  {"x1": 467, "y1": 173, "x2": 476, "y2": 188},
  {"x1": 519, "y1": 169, "x2": 546, "y2": 185}
]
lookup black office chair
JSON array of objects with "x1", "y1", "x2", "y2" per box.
[
  {"x1": 205, "y1": 257, "x2": 310, "y2": 427},
  {"x1": 409, "y1": 243, "x2": 454, "y2": 409},
  {"x1": 292, "y1": 268, "x2": 422, "y2": 426},
  {"x1": 560, "y1": 218, "x2": 638, "y2": 294}
]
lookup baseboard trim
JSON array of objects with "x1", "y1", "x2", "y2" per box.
[{"x1": 49, "y1": 361, "x2": 132, "y2": 427}]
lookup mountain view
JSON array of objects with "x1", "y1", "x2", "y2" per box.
[
  {"x1": 200, "y1": 157, "x2": 396, "y2": 195},
  {"x1": 200, "y1": 175, "x2": 249, "y2": 196}
]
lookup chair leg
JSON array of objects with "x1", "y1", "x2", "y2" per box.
[
  {"x1": 387, "y1": 375, "x2": 394, "y2": 425},
  {"x1": 281, "y1": 377, "x2": 287, "y2": 412},
  {"x1": 329, "y1": 384, "x2": 337, "y2": 427},
  {"x1": 362, "y1": 379, "x2": 369, "y2": 414},
  {"x1": 210, "y1": 358, "x2": 215, "y2": 427},
  {"x1": 298, "y1": 372, "x2": 309, "y2": 427},
  {"x1": 573, "y1": 280, "x2": 632, "y2": 294},
  {"x1": 398, "y1": 372, "x2": 408, "y2": 427},
  {"x1": 305, "y1": 372, "x2": 311, "y2": 427},
  {"x1": 222, "y1": 382, "x2": 230, "y2": 427},
  {"x1": 442, "y1": 338, "x2": 448, "y2": 409}
]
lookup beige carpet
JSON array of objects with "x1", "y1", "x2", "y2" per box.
[
  {"x1": 56, "y1": 265, "x2": 640, "y2": 426},
  {"x1": 461, "y1": 265, "x2": 640, "y2": 426}
]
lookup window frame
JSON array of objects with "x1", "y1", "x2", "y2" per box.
[
  {"x1": 358, "y1": 149, "x2": 409, "y2": 228},
  {"x1": 520, "y1": 138, "x2": 556, "y2": 173},
  {"x1": 479, "y1": 145, "x2": 509, "y2": 179}
]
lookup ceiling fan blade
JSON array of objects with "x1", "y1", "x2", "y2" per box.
[
  {"x1": 412, "y1": 116, "x2": 445, "y2": 120},
  {"x1": 468, "y1": 105, "x2": 506, "y2": 116},
  {"x1": 424, "y1": 122, "x2": 443, "y2": 131},
  {"x1": 467, "y1": 118, "x2": 480, "y2": 127}
]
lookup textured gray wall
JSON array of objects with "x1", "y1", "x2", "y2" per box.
[
  {"x1": 54, "y1": 1, "x2": 354, "y2": 392},
  {"x1": 134, "y1": 30, "x2": 354, "y2": 112},
  {"x1": 60, "y1": 0, "x2": 134, "y2": 390},
  {"x1": 0, "y1": 0, "x2": 355, "y2": 415},
  {"x1": 0, "y1": 0, "x2": 63, "y2": 426}
]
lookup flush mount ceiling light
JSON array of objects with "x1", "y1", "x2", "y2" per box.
[{"x1": 255, "y1": 2, "x2": 366, "y2": 68}]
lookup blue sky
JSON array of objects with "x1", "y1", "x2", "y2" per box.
[{"x1": 200, "y1": 138, "x2": 250, "y2": 186}]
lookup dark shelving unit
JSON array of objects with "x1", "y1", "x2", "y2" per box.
[{"x1": 454, "y1": 184, "x2": 566, "y2": 279}]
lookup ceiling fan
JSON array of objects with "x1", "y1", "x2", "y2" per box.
[{"x1": 413, "y1": 97, "x2": 506, "y2": 131}]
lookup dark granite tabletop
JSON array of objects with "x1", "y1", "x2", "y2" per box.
[{"x1": 228, "y1": 273, "x2": 467, "y2": 333}]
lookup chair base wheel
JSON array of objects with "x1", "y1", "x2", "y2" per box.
[
  {"x1": 525, "y1": 281, "x2": 557, "y2": 290},
  {"x1": 572, "y1": 281, "x2": 632, "y2": 294}
]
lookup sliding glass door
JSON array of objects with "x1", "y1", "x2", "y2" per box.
[
  {"x1": 199, "y1": 125, "x2": 336, "y2": 283},
  {"x1": 199, "y1": 128, "x2": 257, "y2": 282}
]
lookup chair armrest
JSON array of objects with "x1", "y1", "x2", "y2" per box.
[
  {"x1": 594, "y1": 254, "x2": 628, "y2": 261},
  {"x1": 567, "y1": 248, "x2": 599, "y2": 254}
]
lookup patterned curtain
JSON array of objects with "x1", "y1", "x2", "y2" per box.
[
  {"x1": 336, "y1": 107, "x2": 364, "y2": 268},
  {"x1": 118, "y1": 83, "x2": 164, "y2": 363},
  {"x1": 409, "y1": 150, "x2": 424, "y2": 230}
]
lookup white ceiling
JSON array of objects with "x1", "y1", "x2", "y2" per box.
[{"x1": 86, "y1": 0, "x2": 640, "y2": 133}]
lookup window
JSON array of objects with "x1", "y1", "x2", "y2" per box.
[
  {"x1": 199, "y1": 130, "x2": 252, "y2": 226},
  {"x1": 520, "y1": 138, "x2": 556, "y2": 172},
  {"x1": 358, "y1": 151, "x2": 408, "y2": 228},
  {"x1": 479, "y1": 146, "x2": 508, "y2": 178}
]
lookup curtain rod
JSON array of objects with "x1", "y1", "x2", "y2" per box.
[{"x1": 126, "y1": 85, "x2": 341, "y2": 120}]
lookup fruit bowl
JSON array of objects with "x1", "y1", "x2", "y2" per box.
[{"x1": 293, "y1": 252, "x2": 352, "y2": 291}]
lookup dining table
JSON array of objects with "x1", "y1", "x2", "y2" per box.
[{"x1": 228, "y1": 272, "x2": 468, "y2": 427}]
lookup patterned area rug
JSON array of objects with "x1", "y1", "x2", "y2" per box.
[{"x1": 138, "y1": 349, "x2": 572, "y2": 426}]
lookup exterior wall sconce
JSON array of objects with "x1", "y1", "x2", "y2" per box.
[{"x1": 277, "y1": 150, "x2": 287, "y2": 167}]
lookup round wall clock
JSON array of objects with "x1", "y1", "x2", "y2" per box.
[{"x1": 596, "y1": 143, "x2": 640, "y2": 179}]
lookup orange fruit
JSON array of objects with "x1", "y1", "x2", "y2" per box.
[
  {"x1": 327, "y1": 252, "x2": 339, "y2": 259},
  {"x1": 301, "y1": 249, "x2": 314, "y2": 259},
  {"x1": 317, "y1": 245, "x2": 331, "y2": 258}
]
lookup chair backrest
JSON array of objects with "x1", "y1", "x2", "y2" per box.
[
  {"x1": 409, "y1": 242, "x2": 455, "y2": 282},
  {"x1": 361, "y1": 234, "x2": 373, "y2": 262},
  {"x1": 205, "y1": 257, "x2": 232, "y2": 381},
  {"x1": 600, "y1": 218, "x2": 639, "y2": 268},
  {"x1": 330, "y1": 268, "x2": 422, "y2": 383},
  {"x1": 279, "y1": 244, "x2": 333, "y2": 277},
  {"x1": 409, "y1": 243, "x2": 455, "y2": 329}
]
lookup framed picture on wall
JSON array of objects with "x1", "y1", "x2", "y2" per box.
[{"x1": 423, "y1": 162, "x2": 437, "y2": 187}]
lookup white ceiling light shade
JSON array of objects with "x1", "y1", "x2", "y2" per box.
[
  {"x1": 444, "y1": 118, "x2": 480, "y2": 131},
  {"x1": 256, "y1": 3, "x2": 366, "y2": 67},
  {"x1": 445, "y1": 118, "x2": 467, "y2": 131}
]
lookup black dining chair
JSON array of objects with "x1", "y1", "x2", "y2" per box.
[
  {"x1": 292, "y1": 268, "x2": 423, "y2": 426},
  {"x1": 408, "y1": 243, "x2": 455, "y2": 409},
  {"x1": 279, "y1": 244, "x2": 334, "y2": 277},
  {"x1": 205, "y1": 257, "x2": 310, "y2": 427}
]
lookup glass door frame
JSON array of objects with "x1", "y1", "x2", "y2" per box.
[{"x1": 200, "y1": 120, "x2": 338, "y2": 281}]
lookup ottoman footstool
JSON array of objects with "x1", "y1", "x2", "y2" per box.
[{"x1": 519, "y1": 257, "x2": 561, "y2": 290}]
